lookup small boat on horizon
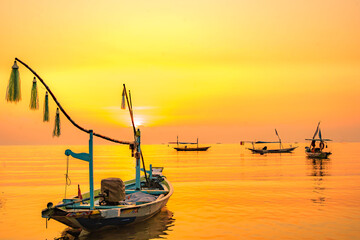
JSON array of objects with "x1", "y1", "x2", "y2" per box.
[
  {"x1": 305, "y1": 122, "x2": 332, "y2": 159},
  {"x1": 245, "y1": 129, "x2": 298, "y2": 154},
  {"x1": 169, "y1": 136, "x2": 210, "y2": 151}
]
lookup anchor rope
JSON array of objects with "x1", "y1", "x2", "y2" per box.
[{"x1": 64, "y1": 155, "x2": 71, "y2": 199}]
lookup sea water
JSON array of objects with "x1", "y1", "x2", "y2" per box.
[{"x1": 0, "y1": 143, "x2": 359, "y2": 239}]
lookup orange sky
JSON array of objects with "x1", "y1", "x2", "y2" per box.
[{"x1": 0, "y1": 0, "x2": 360, "y2": 144}]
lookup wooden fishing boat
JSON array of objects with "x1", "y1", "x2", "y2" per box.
[
  {"x1": 38, "y1": 88, "x2": 174, "y2": 231},
  {"x1": 170, "y1": 136, "x2": 210, "y2": 152},
  {"x1": 246, "y1": 129, "x2": 297, "y2": 154},
  {"x1": 247, "y1": 146, "x2": 298, "y2": 154},
  {"x1": 42, "y1": 169, "x2": 173, "y2": 231},
  {"x1": 173, "y1": 146, "x2": 210, "y2": 151},
  {"x1": 305, "y1": 122, "x2": 332, "y2": 159},
  {"x1": 4, "y1": 58, "x2": 173, "y2": 232}
]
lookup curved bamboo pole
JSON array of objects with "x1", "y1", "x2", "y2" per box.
[
  {"x1": 122, "y1": 84, "x2": 149, "y2": 186},
  {"x1": 15, "y1": 58, "x2": 132, "y2": 145}
]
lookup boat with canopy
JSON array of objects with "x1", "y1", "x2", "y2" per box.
[
  {"x1": 305, "y1": 122, "x2": 332, "y2": 159},
  {"x1": 246, "y1": 129, "x2": 298, "y2": 154},
  {"x1": 5, "y1": 58, "x2": 173, "y2": 232},
  {"x1": 169, "y1": 136, "x2": 210, "y2": 151}
]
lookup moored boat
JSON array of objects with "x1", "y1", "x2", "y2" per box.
[
  {"x1": 42, "y1": 170, "x2": 173, "y2": 231},
  {"x1": 246, "y1": 129, "x2": 297, "y2": 154},
  {"x1": 170, "y1": 136, "x2": 210, "y2": 151},
  {"x1": 174, "y1": 146, "x2": 210, "y2": 151},
  {"x1": 247, "y1": 146, "x2": 298, "y2": 154},
  {"x1": 39, "y1": 85, "x2": 174, "y2": 231},
  {"x1": 305, "y1": 122, "x2": 332, "y2": 159}
]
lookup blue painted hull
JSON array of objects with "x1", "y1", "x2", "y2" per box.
[{"x1": 76, "y1": 216, "x2": 137, "y2": 230}]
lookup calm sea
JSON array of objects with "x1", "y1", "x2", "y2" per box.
[{"x1": 0, "y1": 143, "x2": 360, "y2": 240}]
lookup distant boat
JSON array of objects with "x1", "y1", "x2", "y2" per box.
[
  {"x1": 169, "y1": 136, "x2": 210, "y2": 151},
  {"x1": 305, "y1": 122, "x2": 332, "y2": 159},
  {"x1": 246, "y1": 129, "x2": 298, "y2": 154},
  {"x1": 174, "y1": 146, "x2": 210, "y2": 151},
  {"x1": 247, "y1": 145, "x2": 298, "y2": 154}
]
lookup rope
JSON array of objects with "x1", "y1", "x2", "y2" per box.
[
  {"x1": 64, "y1": 155, "x2": 71, "y2": 199},
  {"x1": 14, "y1": 58, "x2": 133, "y2": 146}
]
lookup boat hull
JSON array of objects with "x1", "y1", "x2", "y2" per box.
[
  {"x1": 247, "y1": 147, "x2": 297, "y2": 154},
  {"x1": 74, "y1": 197, "x2": 169, "y2": 231},
  {"x1": 174, "y1": 146, "x2": 210, "y2": 151},
  {"x1": 306, "y1": 151, "x2": 331, "y2": 159},
  {"x1": 43, "y1": 177, "x2": 173, "y2": 232}
]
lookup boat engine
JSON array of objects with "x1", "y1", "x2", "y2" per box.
[{"x1": 100, "y1": 178, "x2": 125, "y2": 205}]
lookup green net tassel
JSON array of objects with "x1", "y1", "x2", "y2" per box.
[
  {"x1": 30, "y1": 77, "x2": 39, "y2": 110},
  {"x1": 6, "y1": 61, "x2": 21, "y2": 102},
  {"x1": 53, "y1": 108, "x2": 61, "y2": 137},
  {"x1": 43, "y1": 92, "x2": 49, "y2": 122}
]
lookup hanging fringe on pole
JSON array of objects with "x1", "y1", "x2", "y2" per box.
[
  {"x1": 10, "y1": 58, "x2": 132, "y2": 145},
  {"x1": 6, "y1": 61, "x2": 21, "y2": 102},
  {"x1": 43, "y1": 92, "x2": 49, "y2": 122},
  {"x1": 121, "y1": 87, "x2": 126, "y2": 109},
  {"x1": 29, "y1": 77, "x2": 39, "y2": 110},
  {"x1": 53, "y1": 108, "x2": 61, "y2": 137}
]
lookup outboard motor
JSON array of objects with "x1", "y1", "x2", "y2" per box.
[{"x1": 100, "y1": 178, "x2": 125, "y2": 205}]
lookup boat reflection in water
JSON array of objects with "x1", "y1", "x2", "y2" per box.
[
  {"x1": 56, "y1": 208, "x2": 175, "y2": 240},
  {"x1": 0, "y1": 195, "x2": 4, "y2": 211},
  {"x1": 307, "y1": 158, "x2": 331, "y2": 206}
]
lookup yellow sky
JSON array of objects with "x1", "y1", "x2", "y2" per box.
[{"x1": 0, "y1": 0, "x2": 360, "y2": 144}]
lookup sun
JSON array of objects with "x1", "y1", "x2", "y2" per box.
[{"x1": 133, "y1": 116, "x2": 145, "y2": 127}]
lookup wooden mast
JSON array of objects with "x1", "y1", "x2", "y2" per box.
[{"x1": 122, "y1": 84, "x2": 149, "y2": 187}]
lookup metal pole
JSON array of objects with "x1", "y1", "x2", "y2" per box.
[
  {"x1": 89, "y1": 130, "x2": 94, "y2": 209},
  {"x1": 135, "y1": 129, "x2": 141, "y2": 190}
]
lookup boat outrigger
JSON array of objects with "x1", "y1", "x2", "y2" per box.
[
  {"x1": 246, "y1": 129, "x2": 298, "y2": 154},
  {"x1": 305, "y1": 122, "x2": 332, "y2": 159},
  {"x1": 169, "y1": 136, "x2": 210, "y2": 151},
  {"x1": 5, "y1": 58, "x2": 173, "y2": 232}
]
